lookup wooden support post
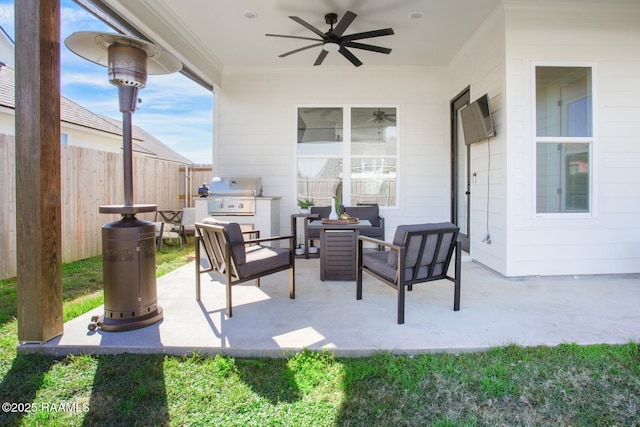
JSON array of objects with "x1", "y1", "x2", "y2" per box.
[{"x1": 15, "y1": 0, "x2": 63, "y2": 342}]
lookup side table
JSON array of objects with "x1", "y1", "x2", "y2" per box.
[
  {"x1": 307, "y1": 220, "x2": 372, "y2": 281},
  {"x1": 290, "y1": 213, "x2": 319, "y2": 258}
]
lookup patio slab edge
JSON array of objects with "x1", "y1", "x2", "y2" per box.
[{"x1": 17, "y1": 339, "x2": 639, "y2": 359}]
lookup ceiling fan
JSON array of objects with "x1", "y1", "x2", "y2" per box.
[
  {"x1": 369, "y1": 109, "x2": 396, "y2": 124},
  {"x1": 266, "y1": 11, "x2": 394, "y2": 67}
]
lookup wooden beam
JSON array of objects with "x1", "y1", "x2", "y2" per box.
[{"x1": 15, "y1": 0, "x2": 63, "y2": 342}]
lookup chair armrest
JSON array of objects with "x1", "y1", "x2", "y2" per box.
[
  {"x1": 357, "y1": 235, "x2": 396, "y2": 250},
  {"x1": 243, "y1": 230, "x2": 260, "y2": 238},
  {"x1": 242, "y1": 230, "x2": 260, "y2": 245},
  {"x1": 358, "y1": 235, "x2": 406, "y2": 271},
  {"x1": 244, "y1": 235, "x2": 295, "y2": 246},
  {"x1": 304, "y1": 215, "x2": 321, "y2": 224}
]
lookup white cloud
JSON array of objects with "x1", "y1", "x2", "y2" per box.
[
  {"x1": 0, "y1": 0, "x2": 213, "y2": 162},
  {"x1": 62, "y1": 71, "x2": 113, "y2": 90},
  {"x1": 0, "y1": 3, "x2": 14, "y2": 40}
]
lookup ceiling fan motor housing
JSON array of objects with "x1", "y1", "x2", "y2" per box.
[{"x1": 325, "y1": 13, "x2": 338, "y2": 26}]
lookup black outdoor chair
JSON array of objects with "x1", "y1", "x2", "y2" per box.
[
  {"x1": 356, "y1": 222, "x2": 461, "y2": 324},
  {"x1": 304, "y1": 204, "x2": 385, "y2": 256},
  {"x1": 195, "y1": 217, "x2": 295, "y2": 317},
  {"x1": 155, "y1": 210, "x2": 186, "y2": 251},
  {"x1": 344, "y1": 204, "x2": 385, "y2": 250},
  {"x1": 303, "y1": 205, "x2": 333, "y2": 258}
]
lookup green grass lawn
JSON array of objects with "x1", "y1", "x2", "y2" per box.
[{"x1": 0, "y1": 237, "x2": 639, "y2": 426}]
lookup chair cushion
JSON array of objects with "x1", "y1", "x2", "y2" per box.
[
  {"x1": 307, "y1": 206, "x2": 333, "y2": 239},
  {"x1": 238, "y1": 246, "x2": 291, "y2": 278},
  {"x1": 363, "y1": 251, "x2": 441, "y2": 283},
  {"x1": 387, "y1": 222, "x2": 457, "y2": 269},
  {"x1": 344, "y1": 205, "x2": 380, "y2": 227},
  {"x1": 201, "y1": 217, "x2": 246, "y2": 265},
  {"x1": 358, "y1": 226, "x2": 384, "y2": 239},
  {"x1": 362, "y1": 251, "x2": 397, "y2": 282},
  {"x1": 310, "y1": 206, "x2": 332, "y2": 218}
]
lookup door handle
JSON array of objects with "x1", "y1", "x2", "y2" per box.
[{"x1": 465, "y1": 191, "x2": 470, "y2": 195}]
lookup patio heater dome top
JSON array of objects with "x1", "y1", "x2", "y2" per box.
[{"x1": 64, "y1": 31, "x2": 183, "y2": 85}]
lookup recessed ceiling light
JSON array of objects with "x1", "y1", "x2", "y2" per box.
[
  {"x1": 408, "y1": 11, "x2": 424, "y2": 20},
  {"x1": 242, "y1": 10, "x2": 258, "y2": 19}
]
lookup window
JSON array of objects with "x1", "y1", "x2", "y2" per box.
[
  {"x1": 61, "y1": 132, "x2": 68, "y2": 145},
  {"x1": 535, "y1": 66, "x2": 592, "y2": 214},
  {"x1": 350, "y1": 108, "x2": 397, "y2": 206},
  {"x1": 297, "y1": 106, "x2": 397, "y2": 207}
]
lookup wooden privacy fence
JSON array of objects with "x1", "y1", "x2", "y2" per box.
[
  {"x1": 179, "y1": 164, "x2": 213, "y2": 208},
  {"x1": 0, "y1": 135, "x2": 210, "y2": 280}
]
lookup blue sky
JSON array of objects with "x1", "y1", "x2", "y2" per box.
[{"x1": 0, "y1": 0, "x2": 213, "y2": 163}]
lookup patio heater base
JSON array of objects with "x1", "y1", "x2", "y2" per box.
[
  {"x1": 93, "y1": 215, "x2": 163, "y2": 332},
  {"x1": 89, "y1": 307, "x2": 163, "y2": 332}
]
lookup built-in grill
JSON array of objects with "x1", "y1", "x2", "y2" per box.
[{"x1": 207, "y1": 176, "x2": 262, "y2": 216}]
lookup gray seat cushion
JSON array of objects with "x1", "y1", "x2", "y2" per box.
[
  {"x1": 239, "y1": 246, "x2": 291, "y2": 278},
  {"x1": 309, "y1": 205, "x2": 383, "y2": 240},
  {"x1": 373, "y1": 222, "x2": 458, "y2": 280},
  {"x1": 387, "y1": 223, "x2": 456, "y2": 267},
  {"x1": 346, "y1": 206, "x2": 383, "y2": 238},
  {"x1": 362, "y1": 250, "x2": 397, "y2": 282},
  {"x1": 344, "y1": 205, "x2": 381, "y2": 227},
  {"x1": 358, "y1": 226, "x2": 384, "y2": 239},
  {"x1": 201, "y1": 217, "x2": 246, "y2": 264},
  {"x1": 363, "y1": 250, "x2": 442, "y2": 283},
  {"x1": 310, "y1": 205, "x2": 333, "y2": 218},
  {"x1": 307, "y1": 206, "x2": 334, "y2": 239}
]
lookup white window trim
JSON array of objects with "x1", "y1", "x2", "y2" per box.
[
  {"x1": 294, "y1": 104, "x2": 400, "y2": 210},
  {"x1": 531, "y1": 61, "x2": 598, "y2": 219}
]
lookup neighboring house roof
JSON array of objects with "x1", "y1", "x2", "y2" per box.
[
  {"x1": 0, "y1": 65, "x2": 191, "y2": 164},
  {"x1": 61, "y1": 94, "x2": 126, "y2": 137},
  {"x1": 0, "y1": 65, "x2": 15, "y2": 108},
  {"x1": 0, "y1": 24, "x2": 14, "y2": 69},
  {"x1": 101, "y1": 115, "x2": 192, "y2": 164}
]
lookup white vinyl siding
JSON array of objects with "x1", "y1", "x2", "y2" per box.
[
  {"x1": 535, "y1": 65, "x2": 593, "y2": 215},
  {"x1": 505, "y1": 1, "x2": 640, "y2": 275}
]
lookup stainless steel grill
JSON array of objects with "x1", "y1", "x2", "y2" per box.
[{"x1": 207, "y1": 176, "x2": 262, "y2": 215}]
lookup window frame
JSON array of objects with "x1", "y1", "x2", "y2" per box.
[
  {"x1": 295, "y1": 104, "x2": 400, "y2": 209},
  {"x1": 532, "y1": 62, "x2": 597, "y2": 219}
]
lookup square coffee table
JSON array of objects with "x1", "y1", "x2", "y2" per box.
[{"x1": 307, "y1": 220, "x2": 371, "y2": 281}]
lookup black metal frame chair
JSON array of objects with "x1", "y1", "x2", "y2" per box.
[
  {"x1": 356, "y1": 222, "x2": 461, "y2": 324},
  {"x1": 195, "y1": 218, "x2": 295, "y2": 317},
  {"x1": 155, "y1": 210, "x2": 186, "y2": 251},
  {"x1": 304, "y1": 204, "x2": 385, "y2": 257}
]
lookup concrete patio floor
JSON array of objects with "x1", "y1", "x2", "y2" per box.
[{"x1": 19, "y1": 256, "x2": 640, "y2": 357}]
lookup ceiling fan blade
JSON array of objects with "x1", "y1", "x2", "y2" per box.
[
  {"x1": 313, "y1": 49, "x2": 329, "y2": 66},
  {"x1": 333, "y1": 11, "x2": 357, "y2": 37},
  {"x1": 289, "y1": 16, "x2": 327, "y2": 39},
  {"x1": 279, "y1": 43, "x2": 324, "y2": 58},
  {"x1": 341, "y1": 28, "x2": 394, "y2": 42},
  {"x1": 266, "y1": 34, "x2": 323, "y2": 42},
  {"x1": 342, "y1": 41, "x2": 391, "y2": 54},
  {"x1": 338, "y1": 46, "x2": 363, "y2": 67}
]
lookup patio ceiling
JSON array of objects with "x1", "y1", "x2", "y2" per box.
[{"x1": 78, "y1": 0, "x2": 502, "y2": 89}]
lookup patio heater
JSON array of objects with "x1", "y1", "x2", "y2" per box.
[{"x1": 65, "y1": 32, "x2": 182, "y2": 331}]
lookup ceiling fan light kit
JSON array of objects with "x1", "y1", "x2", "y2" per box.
[
  {"x1": 266, "y1": 11, "x2": 394, "y2": 67},
  {"x1": 323, "y1": 42, "x2": 340, "y2": 52}
]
